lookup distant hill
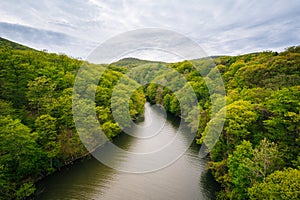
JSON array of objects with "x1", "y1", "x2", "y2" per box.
[
  {"x1": 111, "y1": 57, "x2": 164, "y2": 67},
  {"x1": 0, "y1": 37, "x2": 36, "y2": 51}
]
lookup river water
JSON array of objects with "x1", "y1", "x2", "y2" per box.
[{"x1": 36, "y1": 103, "x2": 219, "y2": 199}]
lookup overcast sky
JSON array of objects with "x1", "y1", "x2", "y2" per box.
[{"x1": 0, "y1": 0, "x2": 299, "y2": 62}]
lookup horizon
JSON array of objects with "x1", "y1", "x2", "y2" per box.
[
  {"x1": 0, "y1": 1, "x2": 299, "y2": 62},
  {"x1": 0, "y1": 35, "x2": 295, "y2": 64}
]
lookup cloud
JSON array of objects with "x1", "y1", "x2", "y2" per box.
[
  {"x1": 0, "y1": 22, "x2": 96, "y2": 58},
  {"x1": 0, "y1": 0, "x2": 299, "y2": 62}
]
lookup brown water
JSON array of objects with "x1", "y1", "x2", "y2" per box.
[{"x1": 36, "y1": 103, "x2": 219, "y2": 200}]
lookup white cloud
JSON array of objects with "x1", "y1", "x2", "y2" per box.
[{"x1": 0, "y1": 0, "x2": 299, "y2": 62}]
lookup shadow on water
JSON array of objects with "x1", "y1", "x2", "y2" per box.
[
  {"x1": 200, "y1": 168, "x2": 221, "y2": 200},
  {"x1": 165, "y1": 108, "x2": 221, "y2": 199},
  {"x1": 35, "y1": 157, "x2": 115, "y2": 199}
]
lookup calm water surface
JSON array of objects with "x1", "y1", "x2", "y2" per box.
[{"x1": 36, "y1": 103, "x2": 219, "y2": 199}]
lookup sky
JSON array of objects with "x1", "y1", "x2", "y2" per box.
[{"x1": 0, "y1": 0, "x2": 299, "y2": 62}]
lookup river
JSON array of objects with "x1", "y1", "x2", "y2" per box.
[{"x1": 36, "y1": 103, "x2": 219, "y2": 199}]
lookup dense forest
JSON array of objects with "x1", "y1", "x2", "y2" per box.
[
  {"x1": 0, "y1": 38, "x2": 145, "y2": 199},
  {"x1": 0, "y1": 37, "x2": 299, "y2": 199},
  {"x1": 142, "y1": 47, "x2": 300, "y2": 199}
]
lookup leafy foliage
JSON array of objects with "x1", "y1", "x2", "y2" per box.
[
  {"x1": 248, "y1": 168, "x2": 300, "y2": 200},
  {"x1": 205, "y1": 49, "x2": 300, "y2": 199},
  {"x1": 0, "y1": 38, "x2": 145, "y2": 199},
  {"x1": 0, "y1": 37, "x2": 299, "y2": 199},
  {"x1": 141, "y1": 46, "x2": 300, "y2": 199}
]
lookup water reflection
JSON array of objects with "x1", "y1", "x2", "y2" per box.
[{"x1": 36, "y1": 103, "x2": 219, "y2": 200}]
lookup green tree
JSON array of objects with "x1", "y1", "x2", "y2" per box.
[
  {"x1": 0, "y1": 164, "x2": 13, "y2": 199},
  {"x1": 169, "y1": 95, "x2": 180, "y2": 115},
  {"x1": 264, "y1": 87, "x2": 300, "y2": 165},
  {"x1": 163, "y1": 93, "x2": 172, "y2": 111},
  {"x1": 27, "y1": 76, "x2": 56, "y2": 115},
  {"x1": 101, "y1": 121, "x2": 121, "y2": 139},
  {"x1": 224, "y1": 101, "x2": 258, "y2": 142},
  {"x1": 226, "y1": 139, "x2": 282, "y2": 199},
  {"x1": 201, "y1": 100, "x2": 258, "y2": 161},
  {"x1": 0, "y1": 116, "x2": 42, "y2": 199},
  {"x1": 243, "y1": 138, "x2": 282, "y2": 181},
  {"x1": 35, "y1": 114, "x2": 60, "y2": 171},
  {"x1": 227, "y1": 140, "x2": 254, "y2": 199},
  {"x1": 95, "y1": 106, "x2": 113, "y2": 124},
  {"x1": 15, "y1": 182, "x2": 36, "y2": 200},
  {"x1": 52, "y1": 88, "x2": 74, "y2": 132},
  {"x1": 248, "y1": 168, "x2": 300, "y2": 200}
]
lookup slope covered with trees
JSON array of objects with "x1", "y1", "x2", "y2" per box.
[
  {"x1": 0, "y1": 37, "x2": 299, "y2": 199},
  {"x1": 0, "y1": 38, "x2": 145, "y2": 199},
  {"x1": 143, "y1": 47, "x2": 300, "y2": 199}
]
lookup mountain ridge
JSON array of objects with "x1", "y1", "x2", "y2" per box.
[{"x1": 0, "y1": 36, "x2": 36, "y2": 51}]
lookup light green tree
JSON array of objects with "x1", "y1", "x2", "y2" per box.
[
  {"x1": 27, "y1": 76, "x2": 56, "y2": 115},
  {"x1": 243, "y1": 138, "x2": 282, "y2": 181},
  {"x1": 227, "y1": 140, "x2": 254, "y2": 199},
  {"x1": 35, "y1": 114, "x2": 60, "y2": 171},
  {"x1": 249, "y1": 168, "x2": 300, "y2": 200}
]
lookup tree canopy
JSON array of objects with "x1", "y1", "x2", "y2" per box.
[{"x1": 0, "y1": 37, "x2": 299, "y2": 199}]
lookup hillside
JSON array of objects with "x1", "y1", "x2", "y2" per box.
[
  {"x1": 141, "y1": 48, "x2": 300, "y2": 199},
  {"x1": 0, "y1": 38, "x2": 146, "y2": 199},
  {"x1": 0, "y1": 37, "x2": 36, "y2": 51},
  {"x1": 0, "y1": 38, "x2": 299, "y2": 199},
  {"x1": 111, "y1": 57, "x2": 164, "y2": 68}
]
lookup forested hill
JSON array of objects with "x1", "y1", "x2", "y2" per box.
[
  {"x1": 0, "y1": 37, "x2": 299, "y2": 199},
  {"x1": 0, "y1": 37, "x2": 36, "y2": 51},
  {"x1": 0, "y1": 37, "x2": 146, "y2": 199},
  {"x1": 111, "y1": 57, "x2": 162, "y2": 67},
  {"x1": 141, "y1": 47, "x2": 300, "y2": 199}
]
